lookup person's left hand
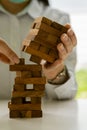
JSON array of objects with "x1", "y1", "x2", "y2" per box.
[{"x1": 41, "y1": 24, "x2": 77, "y2": 80}]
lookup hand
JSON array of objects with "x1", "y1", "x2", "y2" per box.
[
  {"x1": 57, "y1": 24, "x2": 77, "y2": 60},
  {"x1": 0, "y1": 38, "x2": 19, "y2": 64},
  {"x1": 41, "y1": 24, "x2": 77, "y2": 80}
]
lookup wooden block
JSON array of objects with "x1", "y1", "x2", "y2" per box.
[
  {"x1": 31, "y1": 97, "x2": 41, "y2": 104},
  {"x1": 32, "y1": 71, "x2": 41, "y2": 77},
  {"x1": 10, "y1": 58, "x2": 25, "y2": 69},
  {"x1": 33, "y1": 38, "x2": 57, "y2": 49},
  {"x1": 11, "y1": 97, "x2": 25, "y2": 104},
  {"x1": 30, "y1": 55, "x2": 42, "y2": 64},
  {"x1": 12, "y1": 90, "x2": 45, "y2": 98},
  {"x1": 26, "y1": 29, "x2": 58, "y2": 44},
  {"x1": 32, "y1": 16, "x2": 52, "y2": 27},
  {"x1": 22, "y1": 34, "x2": 58, "y2": 48},
  {"x1": 48, "y1": 49, "x2": 58, "y2": 59},
  {"x1": 32, "y1": 110, "x2": 42, "y2": 118},
  {"x1": 39, "y1": 45, "x2": 50, "y2": 54},
  {"x1": 18, "y1": 58, "x2": 25, "y2": 65},
  {"x1": 9, "y1": 110, "x2": 20, "y2": 118},
  {"x1": 34, "y1": 22, "x2": 61, "y2": 36},
  {"x1": 13, "y1": 84, "x2": 26, "y2": 91},
  {"x1": 51, "y1": 21, "x2": 68, "y2": 33},
  {"x1": 22, "y1": 39, "x2": 30, "y2": 47},
  {"x1": 29, "y1": 40, "x2": 40, "y2": 50},
  {"x1": 10, "y1": 64, "x2": 42, "y2": 71},
  {"x1": 30, "y1": 45, "x2": 49, "y2": 64},
  {"x1": 8, "y1": 102, "x2": 41, "y2": 110},
  {"x1": 33, "y1": 84, "x2": 45, "y2": 91},
  {"x1": 15, "y1": 77, "x2": 46, "y2": 84},
  {"x1": 32, "y1": 16, "x2": 68, "y2": 35},
  {"x1": 24, "y1": 46, "x2": 56, "y2": 63},
  {"x1": 9, "y1": 110, "x2": 32, "y2": 118},
  {"x1": 23, "y1": 28, "x2": 57, "y2": 43},
  {"x1": 9, "y1": 110, "x2": 42, "y2": 118},
  {"x1": 23, "y1": 110, "x2": 32, "y2": 118},
  {"x1": 16, "y1": 71, "x2": 32, "y2": 78},
  {"x1": 22, "y1": 34, "x2": 36, "y2": 43}
]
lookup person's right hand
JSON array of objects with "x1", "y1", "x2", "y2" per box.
[{"x1": 0, "y1": 38, "x2": 19, "y2": 64}]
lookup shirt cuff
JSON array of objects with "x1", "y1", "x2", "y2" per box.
[{"x1": 45, "y1": 71, "x2": 77, "y2": 100}]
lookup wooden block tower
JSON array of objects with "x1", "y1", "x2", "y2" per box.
[
  {"x1": 8, "y1": 17, "x2": 68, "y2": 118},
  {"x1": 8, "y1": 58, "x2": 46, "y2": 118}
]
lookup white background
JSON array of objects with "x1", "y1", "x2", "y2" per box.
[{"x1": 50, "y1": 0, "x2": 87, "y2": 70}]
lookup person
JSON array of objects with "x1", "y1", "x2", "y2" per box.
[{"x1": 0, "y1": 0, "x2": 77, "y2": 100}]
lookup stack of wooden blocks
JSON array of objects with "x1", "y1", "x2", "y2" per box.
[
  {"x1": 8, "y1": 58, "x2": 46, "y2": 118},
  {"x1": 8, "y1": 17, "x2": 67, "y2": 118},
  {"x1": 22, "y1": 16, "x2": 67, "y2": 64}
]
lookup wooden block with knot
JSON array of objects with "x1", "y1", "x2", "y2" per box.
[{"x1": 22, "y1": 16, "x2": 68, "y2": 64}]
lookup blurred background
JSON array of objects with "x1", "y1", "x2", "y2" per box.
[{"x1": 50, "y1": 0, "x2": 87, "y2": 98}]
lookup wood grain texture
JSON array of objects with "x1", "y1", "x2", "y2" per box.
[
  {"x1": 8, "y1": 102, "x2": 41, "y2": 110},
  {"x1": 24, "y1": 46, "x2": 57, "y2": 63},
  {"x1": 15, "y1": 77, "x2": 46, "y2": 84},
  {"x1": 13, "y1": 84, "x2": 26, "y2": 91},
  {"x1": 32, "y1": 16, "x2": 52, "y2": 27},
  {"x1": 10, "y1": 64, "x2": 42, "y2": 71},
  {"x1": 30, "y1": 55, "x2": 42, "y2": 64},
  {"x1": 9, "y1": 110, "x2": 42, "y2": 118},
  {"x1": 12, "y1": 90, "x2": 45, "y2": 97}
]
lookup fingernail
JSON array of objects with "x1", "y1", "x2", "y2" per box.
[
  {"x1": 59, "y1": 44, "x2": 64, "y2": 51},
  {"x1": 40, "y1": 59, "x2": 46, "y2": 65},
  {"x1": 68, "y1": 28, "x2": 73, "y2": 35},
  {"x1": 62, "y1": 34, "x2": 68, "y2": 41},
  {"x1": 14, "y1": 57, "x2": 20, "y2": 64}
]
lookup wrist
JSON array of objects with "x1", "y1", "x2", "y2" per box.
[{"x1": 48, "y1": 65, "x2": 69, "y2": 85}]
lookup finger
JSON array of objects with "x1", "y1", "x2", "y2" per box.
[
  {"x1": 5, "y1": 49, "x2": 19, "y2": 64},
  {"x1": 0, "y1": 53, "x2": 14, "y2": 64},
  {"x1": 42, "y1": 59, "x2": 63, "y2": 72},
  {"x1": 0, "y1": 39, "x2": 19, "y2": 64},
  {"x1": 64, "y1": 23, "x2": 71, "y2": 29},
  {"x1": 40, "y1": 59, "x2": 46, "y2": 65},
  {"x1": 61, "y1": 33, "x2": 73, "y2": 53},
  {"x1": 67, "y1": 28, "x2": 77, "y2": 47},
  {"x1": 57, "y1": 43, "x2": 67, "y2": 60},
  {"x1": 64, "y1": 24, "x2": 77, "y2": 47}
]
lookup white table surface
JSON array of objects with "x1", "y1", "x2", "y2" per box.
[{"x1": 0, "y1": 99, "x2": 87, "y2": 130}]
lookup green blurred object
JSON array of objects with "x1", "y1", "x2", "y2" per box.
[
  {"x1": 76, "y1": 69, "x2": 87, "y2": 98},
  {"x1": 10, "y1": 0, "x2": 27, "y2": 3}
]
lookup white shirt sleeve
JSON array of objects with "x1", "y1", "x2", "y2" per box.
[{"x1": 45, "y1": 71, "x2": 77, "y2": 100}]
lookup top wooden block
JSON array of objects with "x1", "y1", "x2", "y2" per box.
[
  {"x1": 32, "y1": 16, "x2": 67, "y2": 34},
  {"x1": 32, "y1": 17, "x2": 52, "y2": 27},
  {"x1": 9, "y1": 58, "x2": 42, "y2": 71}
]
